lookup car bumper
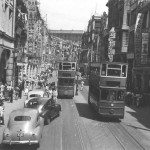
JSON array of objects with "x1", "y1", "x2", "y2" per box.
[{"x1": 2, "y1": 140, "x2": 39, "y2": 145}]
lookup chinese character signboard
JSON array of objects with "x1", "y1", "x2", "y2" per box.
[
  {"x1": 27, "y1": 0, "x2": 37, "y2": 54},
  {"x1": 108, "y1": 27, "x2": 116, "y2": 62}
]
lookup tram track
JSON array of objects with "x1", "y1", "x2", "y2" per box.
[
  {"x1": 104, "y1": 121, "x2": 146, "y2": 150},
  {"x1": 77, "y1": 90, "x2": 147, "y2": 150},
  {"x1": 70, "y1": 99, "x2": 93, "y2": 150}
]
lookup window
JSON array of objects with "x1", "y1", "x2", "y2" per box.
[
  {"x1": 107, "y1": 64, "x2": 121, "y2": 77},
  {"x1": 14, "y1": 116, "x2": 31, "y2": 121},
  {"x1": 59, "y1": 63, "x2": 62, "y2": 70},
  {"x1": 72, "y1": 63, "x2": 75, "y2": 70},
  {"x1": 63, "y1": 65, "x2": 71, "y2": 70},
  {"x1": 101, "y1": 64, "x2": 106, "y2": 76},
  {"x1": 142, "y1": 11, "x2": 148, "y2": 29},
  {"x1": 117, "y1": 91, "x2": 124, "y2": 101},
  {"x1": 28, "y1": 101, "x2": 38, "y2": 108},
  {"x1": 101, "y1": 89, "x2": 109, "y2": 100},
  {"x1": 127, "y1": 12, "x2": 130, "y2": 26},
  {"x1": 29, "y1": 94, "x2": 41, "y2": 98},
  {"x1": 58, "y1": 78, "x2": 74, "y2": 86},
  {"x1": 122, "y1": 65, "x2": 127, "y2": 77},
  {"x1": 108, "y1": 90, "x2": 117, "y2": 101},
  {"x1": 107, "y1": 69, "x2": 121, "y2": 77}
]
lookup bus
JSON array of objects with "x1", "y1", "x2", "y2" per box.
[
  {"x1": 88, "y1": 61, "x2": 128, "y2": 119},
  {"x1": 57, "y1": 61, "x2": 76, "y2": 98}
]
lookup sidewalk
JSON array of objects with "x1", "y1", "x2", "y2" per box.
[{"x1": 81, "y1": 84, "x2": 150, "y2": 140}]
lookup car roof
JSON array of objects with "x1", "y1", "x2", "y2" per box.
[
  {"x1": 28, "y1": 90, "x2": 44, "y2": 95},
  {"x1": 27, "y1": 97, "x2": 49, "y2": 105},
  {"x1": 10, "y1": 108, "x2": 39, "y2": 119}
]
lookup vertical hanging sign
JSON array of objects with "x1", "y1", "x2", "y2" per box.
[
  {"x1": 108, "y1": 27, "x2": 116, "y2": 62},
  {"x1": 27, "y1": 0, "x2": 37, "y2": 54}
]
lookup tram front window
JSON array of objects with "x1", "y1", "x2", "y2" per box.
[
  {"x1": 59, "y1": 78, "x2": 74, "y2": 86},
  {"x1": 101, "y1": 89, "x2": 109, "y2": 100},
  {"x1": 107, "y1": 69, "x2": 121, "y2": 77},
  {"x1": 117, "y1": 91, "x2": 124, "y2": 101}
]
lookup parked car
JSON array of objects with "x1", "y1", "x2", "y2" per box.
[
  {"x1": 40, "y1": 98, "x2": 61, "y2": 125},
  {"x1": 25, "y1": 97, "x2": 49, "y2": 114},
  {"x1": 25, "y1": 97, "x2": 61, "y2": 125},
  {"x1": 2, "y1": 108, "x2": 44, "y2": 147},
  {"x1": 24, "y1": 90, "x2": 45, "y2": 107}
]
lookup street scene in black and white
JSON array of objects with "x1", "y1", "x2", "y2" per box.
[{"x1": 0, "y1": 0, "x2": 150, "y2": 150}]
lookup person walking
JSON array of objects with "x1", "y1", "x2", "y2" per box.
[
  {"x1": 49, "y1": 87, "x2": 53, "y2": 98},
  {"x1": 7, "y1": 84, "x2": 13, "y2": 103},
  {"x1": 80, "y1": 80, "x2": 84, "y2": 91},
  {"x1": 52, "y1": 87, "x2": 58, "y2": 104},
  {"x1": 18, "y1": 83, "x2": 23, "y2": 99},
  {"x1": 0, "y1": 83, "x2": 5, "y2": 98}
]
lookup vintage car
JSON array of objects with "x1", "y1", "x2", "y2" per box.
[
  {"x1": 25, "y1": 97, "x2": 49, "y2": 113},
  {"x1": 2, "y1": 108, "x2": 44, "y2": 146},
  {"x1": 24, "y1": 90, "x2": 45, "y2": 107},
  {"x1": 27, "y1": 90, "x2": 45, "y2": 99},
  {"x1": 25, "y1": 97, "x2": 61, "y2": 125},
  {"x1": 40, "y1": 98, "x2": 61, "y2": 125}
]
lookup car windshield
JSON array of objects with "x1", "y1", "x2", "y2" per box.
[
  {"x1": 27, "y1": 101, "x2": 39, "y2": 108},
  {"x1": 29, "y1": 94, "x2": 41, "y2": 97},
  {"x1": 14, "y1": 116, "x2": 31, "y2": 121}
]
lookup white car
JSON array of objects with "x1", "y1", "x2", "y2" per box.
[
  {"x1": 2, "y1": 108, "x2": 44, "y2": 147},
  {"x1": 24, "y1": 90, "x2": 45, "y2": 107}
]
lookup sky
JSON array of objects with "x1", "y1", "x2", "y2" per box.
[{"x1": 40, "y1": 0, "x2": 108, "y2": 31}]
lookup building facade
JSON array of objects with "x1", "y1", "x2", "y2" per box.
[
  {"x1": 106, "y1": 0, "x2": 130, "y2": 63},
  {"x1": 50, "y1": 30, "x2": 83, "y2": 44},
  {"x1": 0, "y1": 0, "x2": 16, "y2": 85},
  {"x1": 80, "y1": 13, "x2": 107, "y2": 75},
  {"x1": 127, "y1": 0, "x2": 150, "y2": 93}
]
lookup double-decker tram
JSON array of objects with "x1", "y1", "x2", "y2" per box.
[
  {"x1": 57, "y1": 61, "x2": 76, "y2": 98},
  {"x1": 88, "y1": 61, "x2": 128, "y2": 119}
]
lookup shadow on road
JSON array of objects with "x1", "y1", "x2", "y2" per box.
[
  {"x1": 0, "y1": 144, "x2": 39, "y2": 150},
  {"x1": 75, "y1": 102, "x2": 121, "y2": 123},
  {"x1": 126, "y1": 106, "x2": 150, "y2": 130}
]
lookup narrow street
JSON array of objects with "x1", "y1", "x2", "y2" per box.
[{"x1": 0, "y1": 72, "x2": 150, "y2": 150}]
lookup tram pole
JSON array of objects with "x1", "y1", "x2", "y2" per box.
[{"x1": 76, "y1": 73, "x2": 79, "y2": 95}]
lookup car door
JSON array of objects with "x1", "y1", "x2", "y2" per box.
[
  {"x1": 40, "y1": 100, "x2": 53, "y2": 119},
  {"x1": 47, "y1": 100, "x2": 56, "y2": 118},
  {"x1": 35, "y1": 115, "x2": 42, "y2": 139}
]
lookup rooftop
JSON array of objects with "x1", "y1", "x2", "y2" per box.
[{"x1": 49, "y1": 30, "x2": 84, "y2": 34}]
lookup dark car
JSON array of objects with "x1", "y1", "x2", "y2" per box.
[
  {"x1": 40, "y1": 98, "x2": 61, "y2": 125},
  {"x1": 26, "y1": 97, "x2": 61, "y2": 125}
]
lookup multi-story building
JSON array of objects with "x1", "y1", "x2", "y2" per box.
[
  {"x1": 106, "y1": 0, "x2": 130, "y2": 63},
  {"x1": 80, "y1": 13, "x2": 107, "y2": 75},
  {"x1": 14, "y1": 0, "x2": 28, "y2": 86},
  {"x1": 0, "y1": 0, "x2": 16, "y2": 84},
  {"x1": 50, "y1": 30, "x2": 83, "y2": 44},
  {"x1": 127, "y1": 0, "x2": 150, "y2": 93}
]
